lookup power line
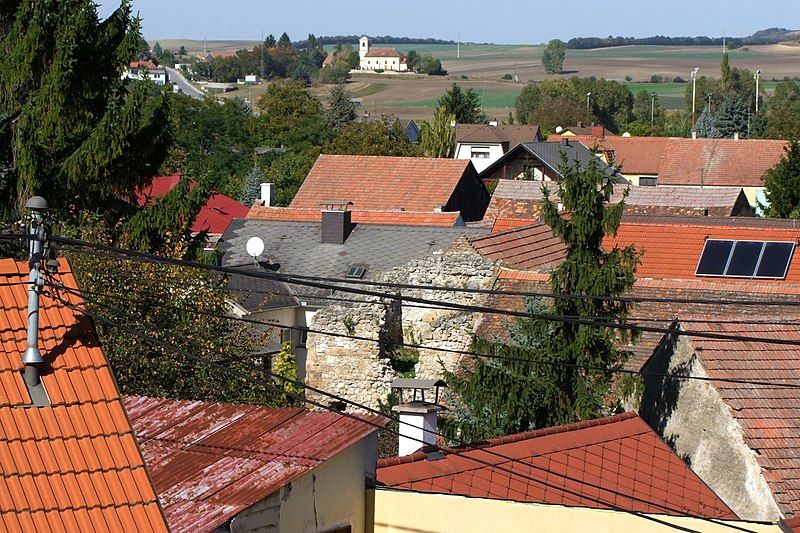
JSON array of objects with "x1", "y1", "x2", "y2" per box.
[
  {"x1": 52, "y1": 281, "x2": 800, "y2": 391},
  {"x1": 45, "y1": 290, "x2": 740, "y2": 532}
]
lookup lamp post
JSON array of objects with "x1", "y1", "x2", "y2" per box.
[
  {"x1": 707, "y1": 93, "x2": 713, "y2": 112},
  {"x1": 755, "y1": 69, "x2": 762, "y2": 113},
  {"x1": 690, "y1": 67, "x2": 700, "y2": 133},
  {"x1": 650, "y1": 92, "x2": 656, "y2": 124},
  {"x1": 586, "y1": 92, "x2": 591, "y2": 113}
]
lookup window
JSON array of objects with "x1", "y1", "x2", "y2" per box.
[
  {"x1": 346, "y1": 264, "x2": 367, "y2": 279},
  {"x1": 471, "y1": 147, "x2": 491, "y2": 159},
  {"x1": 696, "y1": 239, "x2": 795, "y2": 279},
  {"x1": 639, "y1": 176, "x2": 657, "y2": 186}
]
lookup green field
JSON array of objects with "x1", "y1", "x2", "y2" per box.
[
  {"x1": 623, "y1": 81, "x2": 779, "y2": 110},
  {"x1": 392, "y1": 86, "x2": 522, "y2": 110}
]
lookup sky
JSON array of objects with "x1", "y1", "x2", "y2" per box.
[{"x1": 96, "y1": 0, "x2": 800, "y2": 44}]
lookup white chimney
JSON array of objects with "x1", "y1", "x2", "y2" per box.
[
  {"x1": 489, "y1": 120, "x2": 498, "y2": 127},
  {"x1": 260, "y1": 182, "x2": 275, "y2": 206},
  {"x1": 734, "y1": 132, "x2": 740, "y2": 141},
  {"x1": 450, "y1": 120, "x2": 456, "y2": 128},
  {"x1": 691, "y1": 131, "x2": 698, "y2": 140},
  {"x1": 390, "y1": 378, "x2": 446, "y2": 457}
]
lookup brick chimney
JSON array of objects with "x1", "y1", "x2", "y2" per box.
[{"x1": 320, "y1": 200, "x2": 354, "y2": 244}]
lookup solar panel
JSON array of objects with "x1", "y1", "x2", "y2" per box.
[
  {"x1": 756, "y1": 242, "x2": 795, "y2": 279},
  {"x1": 696, "y1": 239, "x2": 795, "y2": 279},
  {"x1": 696, "y1": 240, "x2": 734, "y2": 276}
]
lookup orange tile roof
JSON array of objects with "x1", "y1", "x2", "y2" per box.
[
  {"x1": 608, "y1": 217, "x2": 800, "y2": 283},
  {"x1": 658, "y1": 138, "x2": 788, "y2": 187},
  {"x1": 364, "y1": 47, "x2": 403, "y2": 58},
  {"x1": 675, "y1": 319, "x2": 800, "y2": 517},
  {"x1": 0, "y1": 259, "x2": 167, "y2": 532},
  {"x1": 455, "y1": 124, "x2": 540, "y2": 148},
  {"x1": 246, "y1": 205, "x2": 462, "y2": 226},
  {"x1": 377, "y1": 412, "x2": 736, "y2": 519},
  {"x1": 490, "y1": 217, "x2": 540, "y2": 233},
  {"x1": 468, "y1": 222, "x2": 566, "y2": 271},
  {"x1": 290, "y1": 154, "x2": 474, "y2": 212}
]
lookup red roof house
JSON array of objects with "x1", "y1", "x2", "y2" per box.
[
  {"x1": 124, "y1": 395, "x2": 385, "y2": 533},
  {"x1": 377, "y1": 412, "x2": 736, "y2": 519},
  {"x1": 136, "y1": 174, "x2": 249, "y2": 237},
  {"x1": 290, "y1": 154, "x2": 490, "y2": 222},
  {"x1": 0, "y1": 259, "x2": 168, "y2": 532}
]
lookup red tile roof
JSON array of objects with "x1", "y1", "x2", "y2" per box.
[
  {"x1": 608, "y1": 217, "x2": 800, "y2": 283},
  {"x1": 124, "y1": 395, "x2": 384, "y2": 533},
  {"x1": 658, "y1": 138, "x2": 788, "y2": 187},
  {"x1": 246, "y1": 205, "x2": 463, "y2": 226},
  {"x1": 136, "y1": 175, "x2": 249, "y2": 235},
  {"x1": 677, "y1": 319, "x2": 800, "y2": 517},
  {"x1": 604, "y1": 137, "x2": 670, "y2": 175},
  {"x1": 364, "y1": 47, "x2": 403, "y2": 58},
  {"x1": 467, "y1": 222, "x2": 566, "y2": 271},
  {"x1": 290, "y1": 154, "x2": 475, "y2": 213},
  {"x1": 0, "y1": 259, "x2": 167, "y2": 532},
  {"x1": 491, "y1": 217, "x2": 540, "y2": 233},
  {"x1": 455, "y1": 124, "x2": 540, "y2": 148},
  {"x1": 377, "y1": 412, "x2": 736, "y2": 518}
]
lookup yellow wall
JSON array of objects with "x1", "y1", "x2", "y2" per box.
[{"x1": 367, "y1": 489, "x2": 783, "y2": 533}]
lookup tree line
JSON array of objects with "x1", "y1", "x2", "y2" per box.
[{"x1": 565, "y1": 27, "x2": 798, "y2": 50}]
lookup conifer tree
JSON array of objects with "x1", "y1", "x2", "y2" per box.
[
  {"x1": 239, "y1": 164, "x2": 266, "y2": 207},
  {"x1": 0, "y1": 0, "x2": 172, "y2": 218},
  {"x1": 326, "y1": 85, "x2": 358, "y2": 131},
  {"x1": 696, "y1": 107, "x2": 721, "y2": 138},
  {"x1": 721, "y1": 52, "x2": 731, "y2": 92},
  {"x1": 716, "y1": 93, "x2": 750, "y2": 138},
  {"x1": 444, "y1": 156, "x2": 640, "y2": 442}
]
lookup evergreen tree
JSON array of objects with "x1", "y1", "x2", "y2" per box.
[
  {"x1": 720, "y1": 52, "x2": 731, "y2": 91},
  {"x1": 327, "y1": 85, "x2": 357, "y2": 130},
  {"x1": 419, "y1": 106, "x2": 456, "y2": 157},
  {"x1": 278, "y1": 32, "x2": 292, "y2": 48},
  {"x1": 438, "y1": 83, "x2": 486, "y2": 124},
  {"x1": 716, "y1": 93, "x2": 750, "y2": 138},
  {"x1": 273, "y1": 342, "x2": 304, "y2": 405},
  {"x1": 264, "y1": 34, "x2": 276, "y2": 48},
  {"x1": 444, "y1": 155, "x2": 640, "y2": 441},
  {"x1": 760, "y1": 141, "x2": 800, "y2": 218},
  {"x1": 153, "y1": 41, "x2": 163, "y2": 57},
  {"x1": 0, "y1": 0, "x2": 172, "y2": 218},
  {"x1": 695, "y1": 107, "x2": 721, "y2": 138},
  {"x1": 239, "y1": 164, "x2": 265, "y2": 207},
  {"x1": 541, "y1": 39, "x2": 566, "y2": 74}
]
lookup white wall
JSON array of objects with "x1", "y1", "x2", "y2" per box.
[
  {"x1": 454, "y1": 142, "x2": 505, "y2": 173},
  {"x1": 360, "y1": 56, "x2": 407, "y2": 71}
]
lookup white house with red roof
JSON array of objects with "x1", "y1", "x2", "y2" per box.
[{"x1": 359, "y1": 36, "x2": 408, "y2": 72}]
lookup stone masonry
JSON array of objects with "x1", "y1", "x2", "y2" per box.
[{"x1": 305, "y1": 251, "x2": 497, "y2": 409}]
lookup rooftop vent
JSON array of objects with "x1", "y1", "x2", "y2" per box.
[{"x1": 345, "y1": 264, "x2": 366, "y2": 279}]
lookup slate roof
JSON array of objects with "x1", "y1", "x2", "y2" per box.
[
  {"x1": 377, "y1": 412, "x2": 736, "y2": 519},
  {"x1": 247, "y1": 205, "x2": 463, "y2": 227},
  {"x1": 290, "y1": 154, "x2": 476, "y2": 213},
  {"x1": 480, "y1": 141, "x2": 624, "y2": 182},
  {"x1": 0, "y1": 259, "x2": 168, "y2": 532},
  {"x1": 658, "y1": 138, "x2": 788, "y2": 187},
  {"x1": 671, "y1": 319, "x2": 800, "y2": 518},
  {"x1": 611, "y1": 186, "x2": 747, "y2": 212},
  {"x1": 124, "y1": 395, "x2": 384, "y2": 533},
  {"x1": 455, "y1": 124, "x2": 541, "y2": 148},
  {"x1": 219, "y1": 219, "x2": 487, "y2": 307},
  {"x1": 136, "y1": 174, "x2": 249, "y2": 236}
]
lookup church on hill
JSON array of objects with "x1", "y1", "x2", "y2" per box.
[{"x1": 359, "y1": 36, "x2": 408, "y2": 72}]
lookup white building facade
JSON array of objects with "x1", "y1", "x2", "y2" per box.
[{"x1": 359, "y1": 36, "x2": 408, "y2": 72}]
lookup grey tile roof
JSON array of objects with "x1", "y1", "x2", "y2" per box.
[{"x1": 219, "y1": 219, "x2": 488, "y2": 308}]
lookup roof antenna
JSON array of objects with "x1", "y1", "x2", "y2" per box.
[{"x1": 23, "y1": 196, "x2": 48, "y2": 388}]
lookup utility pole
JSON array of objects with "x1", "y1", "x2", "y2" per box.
[
  {"x1": 650, "y1": 92, "x2": 656, "y2": 124},
  {"x1": 707, "y1": 92, "x2": 713, "y2": 112},
  {"x1": 690, "y1": 67, "x2": 700, "y2": 134},
  {"x1": 23, "y1": 197, "x2": 48, "y2": 389},
  {"x1": 755, "y1": 69, "x2": 762, "y2": 113},
  {"x1": 457, "y1": 32, "x2": 461, "y2": 59},
  {"x1": 586, "y1": 92, "x2": 591, "y2": 113}
]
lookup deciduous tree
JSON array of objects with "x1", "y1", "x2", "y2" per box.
[
  {"x1": 324, "y1": 119, "x2": 420, "y2": 157},
  {"x1": 766, "y1": 80, "x2": 800, "y2": 140},
  {"x1": 541, "y1": 39, "x2": 566, "y2": 74},
  {"x1": 760, "y1": 141, "x2": 800, "y2": 218},
  {"x1": 419, "y1": 106, "x2": 456, "y2": 157}
]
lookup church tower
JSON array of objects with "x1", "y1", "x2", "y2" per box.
[{"x1": 359, "y1": 35, "x2": 369, "y2": 61}]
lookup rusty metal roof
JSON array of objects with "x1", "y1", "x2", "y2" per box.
[{"x1": 123, "y1": 395, "x2": 385, "y2": 533}]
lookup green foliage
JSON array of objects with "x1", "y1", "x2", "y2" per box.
[
  {"x1": 153, "y1": 41, "x2": 163, "y2": 57},
  {"x1": 239, "y1": 164, "x2": 265, "y2": 206},
  {"x1": 632, "y1": 90, "x2": 664, "y2": 127},
  {"x1": 326, "y1": 85, "x2": 358, "y2": 130},
  {"x1": 684, "y1": 76, "x2": 722, "y2": 116},
  {"x1": 324, "y1": 119, "x2": 420, "y2": 157},
  {"x1": 0, "y1": 0, "x2": 172, "y2": 218},
  {"x1": 273, "y1": 341, "x2": 304, "y2": 405},
  {"x1": 766, "y1": 80, "x2": 800, "y2": 140},
  {"x1": 716, "y1": 92, "x2": 750, "y2": 138},
  {"x1": 720, "y1": 53, "x2": 731, "y2": 91},
  {"x1": 252, "y1": 80, "x2": 331, "y2": 150},
  {"x1": 444, "y1": 155, "x2": 640, "y2": 441},
  {"x1": 663, "y1": 109, "x2": 692, "y2": 137},
  {"x1": 419, "y1": 106, "x2": 456, "y2": 158},
  {"x1": 542, "y1": 39, "x2": 566, "y2": 74},
  {"x1": 319, "y1": 64, "x2": 351, "y2": 84},
  {"x1": 262, "y1": 147, "x2": 321, "y2": 206},
  {"x1": 760, "y1": 142, "x2": 800, "y2": 218},
  {"x1": 438, "y1": 83, "x2": 486, "y2": 124},
  {"x1": 278, "y1": 32, "x2": 292, "y2": 48},
  {"x1": 695, "y1": 107, "x2": 721, "y2": 138}
]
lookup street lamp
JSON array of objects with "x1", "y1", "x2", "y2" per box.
[
  {"x1": 754, "y1": 69, "x2": 762, "y2": 113},
  {"x1": 650, "y1": 92, "x2": 656, "y2": 124},
  {"x1": 707, "y1": 93, "x2": 713, "y2": 112},
  {"x1": 690, "y1": 67, "x2": 700, "y2": 133},
  {"x1": 586, "y1": 92, "x2": 592, "y2": 112}
]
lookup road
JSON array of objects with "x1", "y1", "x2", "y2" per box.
[{"x1": 166, "y1": 67, "x2": 204, "y2": 99}]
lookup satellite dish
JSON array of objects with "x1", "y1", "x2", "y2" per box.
[
  {"x1": 622, "y1": 132, "x2": 632, "y2": 137},
  {"x1": 555, "y1": 126, "x2": 563, "y2": 134},
  {"x1": 246, "y1": 236, "x2": 265, "y2": 259}
]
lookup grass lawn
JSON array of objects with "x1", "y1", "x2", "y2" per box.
[{"x1": 392, "y1": 86, "x2": 522, "y2": 109}]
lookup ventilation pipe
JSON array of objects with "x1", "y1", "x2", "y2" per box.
[
  {"x1": 260, "y1": 182, "x2": 275, "y2": 206},
  {"x1": 23, "y1": 196, "x2": 48, "y2": 388}
]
